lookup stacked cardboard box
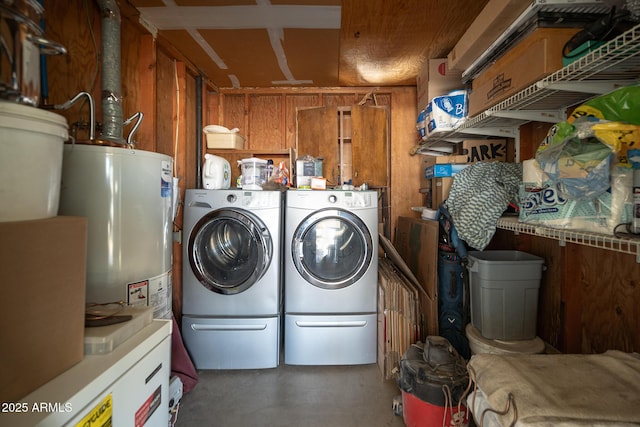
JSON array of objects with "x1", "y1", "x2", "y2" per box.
[
  {"x1": 420, "y1": 139, "x2": 508, "y2": 208},
  {"x1": 0, "y1": 217, "x2": 87, "y2": 402}
]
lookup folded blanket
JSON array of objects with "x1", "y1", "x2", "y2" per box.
[
  {"x1": 446, "y1": 162, "x2": 522, "y2": 250},
  {"x1": 468, "y1": 351, "x2": 640, "y2": 426}
]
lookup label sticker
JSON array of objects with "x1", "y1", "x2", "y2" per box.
[
  {"x1": 161, "y1": 160, "x2": 172, "y2": 198},
  {"x1": 135, "y1": 386, "x2": 161, "y2": 427},
  {"x1": 128, "y1": 280, "x2": 149, "y2": 307},
  {"x1": 74, "y1": 394, "x2": 112, "y2": 427}
]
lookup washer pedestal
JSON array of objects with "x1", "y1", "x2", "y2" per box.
[{"x1": 284, "y1": 313, "x2": 377, "y2": 365}]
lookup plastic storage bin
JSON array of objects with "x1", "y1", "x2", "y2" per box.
[{"x1": 468, "y1": 250, "x2": 545, "y2": 340}]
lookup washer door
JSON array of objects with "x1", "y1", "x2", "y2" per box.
[
  {"x1": 189, "y1": 208, "x2": 272, "y2": 295},
  {"x1": 291, "y1": 208, "x2": 373, "y2": 290}
]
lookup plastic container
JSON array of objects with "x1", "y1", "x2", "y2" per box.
[
  {"x1": 240, "y1": 157, "x2": 267, "y2": 190},
  {"x1": 205, "y1": 132, "x2": 245, "y2": 149},
  {"x1": 84, "y1": 306, "x2": 153, "y2": 355},
  {"x1": 296, "y1": 156, "x2": 316, "y2": 189},
  {"x1": 0, "y1": 101, "x2": 69, "y2": 221},
  {"x1": 468, "y1": 250, "x2": 545, "y2": 340},
  {"x1": 465, "y1": 323, "x2": 545, "y2": 355}
]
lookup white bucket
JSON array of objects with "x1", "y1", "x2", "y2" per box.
[
  {"x1": 0, "y1": 101, "x2": 69, "y2": 221},
  {"x1": 466, "y1": 323, "x2": 545, "y2": 355}
]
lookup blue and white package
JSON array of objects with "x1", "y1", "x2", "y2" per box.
[
  {"x1": 426, "y1": 90, "x2": 468, "y2": 136},
  {"x1": 416, "y1": 108, "x2": 427, "y2": 139}
]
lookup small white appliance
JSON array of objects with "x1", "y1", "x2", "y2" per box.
[
  {"x1": 202, "y1": 153, "x2": 231, "y2": 189},
  {"x1": 284, "y1": 189, "x2": 379, "y2": 365},
  {"x1": 182, "y1": 189, "x2": 284, "y2": 369}
]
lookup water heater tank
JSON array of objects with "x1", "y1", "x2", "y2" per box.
[{"x1": 59, "y1": 144, "x2": 174, "y2": 319}]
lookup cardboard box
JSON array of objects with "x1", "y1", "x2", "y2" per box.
[
  {"x1": 416, "y1": 58, "x2": 463, "y2": 112},
  {"x1": 425, "y1": 163, "x2": 468, "y2": 179},
  {"x1": 394, "y1": 217, "x2": 439, "y2": 336},
  {"x1": 420, "y1": 155, "x2": 467, "y2": 188},
  {"x1": 377, "y1": 258, "x2": 420, "y2": 380},
  {"x1": 462, "y1": 139, "x2": 508, "y2": 163},
  {"x1": 432, "y1": 177, "x2": 454, "y2": 208},
  {"x1": 447, "y1": 0, "x2": 532, "y2": 71},
  {"x1": 0, "y1": 216, "x2": 87, "y2": 402},
  {"x1": 467, "y1": 28, "x2": 580, "y2": 116}
]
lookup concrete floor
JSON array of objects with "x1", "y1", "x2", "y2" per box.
[{"x1": 174, "y1": 364, "x2": 405, "y2": 427}]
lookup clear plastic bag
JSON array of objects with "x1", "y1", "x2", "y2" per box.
[{"x1": 536, "y1": 119, "x2": 613, "y2": 199}]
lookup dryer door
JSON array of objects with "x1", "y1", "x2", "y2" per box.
[
  {"x1": 291, "y1": 208, "x2": 373, "y2": 290},
  {"x1": 188, "y1": 208, "x2": 272, "y2": 294}
]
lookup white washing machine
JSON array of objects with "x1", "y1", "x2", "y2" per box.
[
  {"x1": 284, "y1": 190, "x2": 378, "y2": 365},
  {"x1": 182, "y1": 189, "x2": 284, "y2": 369}
]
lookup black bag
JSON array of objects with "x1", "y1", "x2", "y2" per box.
[{"x1": 437, "y1": 203, "x2": 470, "y2": 359}]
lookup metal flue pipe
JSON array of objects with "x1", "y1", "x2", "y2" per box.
[{"x1": 96, "y1": 0, "x2": 123, "y2": 144}]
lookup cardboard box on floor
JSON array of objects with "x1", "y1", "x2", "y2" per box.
[
  {"x1": 0, "y1": 216, "x2": 87, "y2": 402},
  {"x1": 447, "y1": 0, "x2": 532, "y2": 71},
  {"x1": 377, "y1": 258, "x2": 420, "y2": 380},
  {"x1": 416, "y1": 58, "x2": 463, "y2": 113},
  {"x1": 467, "y1": 27, "x2": 580, "y2": 117}
]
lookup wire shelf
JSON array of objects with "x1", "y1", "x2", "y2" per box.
[
  {"x1": 496, "y1": 217, "x2": 640, "y2": 262},
  {"x1": 418, "y1": 22, "x2": 640, "y2": 150}
]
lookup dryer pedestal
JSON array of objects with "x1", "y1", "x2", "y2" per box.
[
  {"x1": 182, "y1": 315, "x2": 280, "y2": 369},
  {"x1": 284, "y1": 313, "x2": 377, "y2": 365}
]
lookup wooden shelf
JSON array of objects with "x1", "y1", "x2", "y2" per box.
[{"x1": 206, "y1": 148, "x2": 292, "y2": 156}]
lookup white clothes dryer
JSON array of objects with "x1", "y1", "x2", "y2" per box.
[
  {"x1": 182, "y1": 189, "x2": 284, "y2": 369},
  {"x1": 284, "y1": 190, "x2": 378, "y2": 365}
]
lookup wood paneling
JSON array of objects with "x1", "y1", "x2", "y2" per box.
[
  {"x1": 296, "y1": 106, "x2": 339, "y2": 183},
  {"x1": 248, "y1": 95, "x2": 285, "y2": 151},
  {"x1": 220, "y1": 94, "x2": 247, "y2": 137},
  {"x1": 339, "y1": 0, "x2": 489, "y2": 86},
  {"x1": 389, "y1": 87, "x2": 422, "y2": 240},
  {"x1": 351, "y1": 105, "x2": 388, "y2": 187},
  {"x1": 285, "y1": 94, "x2": 322, "y2": 148}
]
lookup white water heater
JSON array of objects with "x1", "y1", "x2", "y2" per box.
[{"x1": 59, "y1": 144, "x2": 174, "y2": 319}]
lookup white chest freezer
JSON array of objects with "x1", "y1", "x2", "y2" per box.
[{"x1": 1, "y1": 320, "x2": 172, "y2": 427}]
